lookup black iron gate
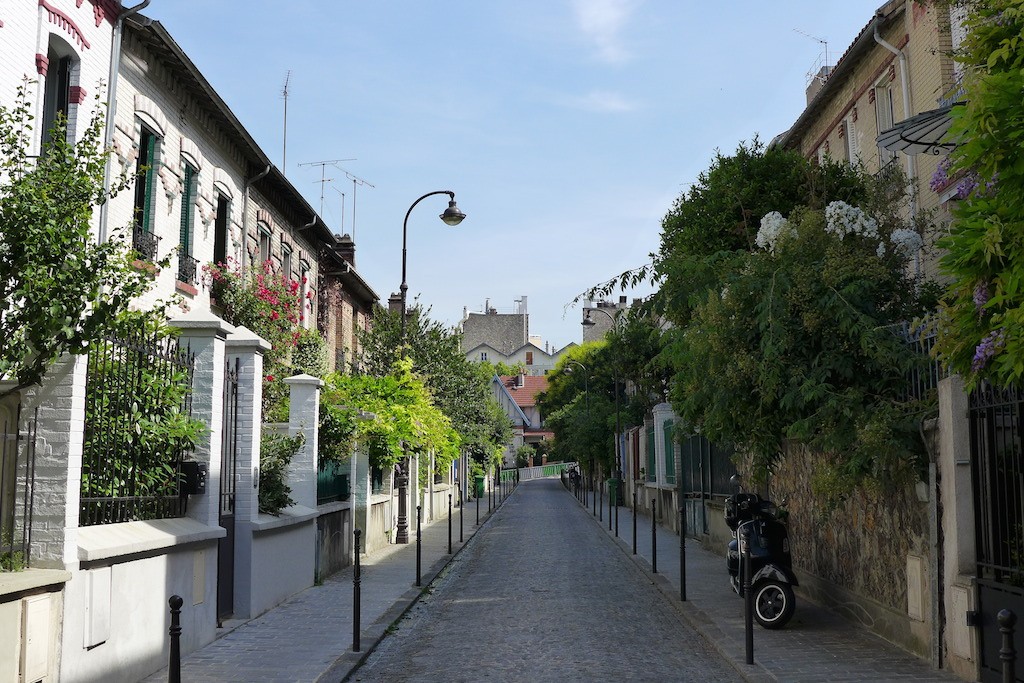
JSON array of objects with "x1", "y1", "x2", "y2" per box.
[
  {"x1": 1, "y1": 404, "x2": 37, "y2": 570},
  {"x1": 678, "y1": 434, "x2": 736, "y2": 536},
  {"x1": 217, "y1": 358, "x2": 239, "y2": 622},
  {"x1": 970, "y1": 383, "x2": 1024, "y2": 682}
]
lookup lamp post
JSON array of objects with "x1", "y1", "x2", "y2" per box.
[
  {"x1": 395, "y1": 190, "x2": 466, "y2": 544},
  {"x1": 582, "y1": 307, "x2": 622, "y2": 506}
]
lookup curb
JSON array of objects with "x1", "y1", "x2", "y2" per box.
[
  {"x1": 567, "y1": 486, "x2": 776, "y2": 683},
  {"x1": 318, "y1": 486, "x2": 516, "y2": 683}
]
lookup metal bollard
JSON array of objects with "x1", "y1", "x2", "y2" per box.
[
  {"x1": 460, "y1": 487, "x2": 465, "y2": 542},
  {"x1": 741, "y1": 525, "x2": 754, "y2": 665},
  {"x1": 353, "y1": 529, "x2": 362, "y2": 652},
  {"x1": 415, "y1": 505, "x2": 422, "y2": 587},
  {"x1": 679, "y1": 505, "x2": 687, "y2": 602},
  {"x1": 608, "y1": 480, "x2": 612, "y2": 531},
  {"x1": 476, "y1": 486, "x2": 480, "y2": 525},
  {"x1": 632, "y1": 489, "x2": 638, "y2": 555},
  {"x1": 168, "y1": 595, "x2": 183, "y2": 683},
  {"x1": 614, "y1": 488, "x2": 619, "y2": 538},
  {"x1": 1000, "y1": 608, "x2": 1017, "y2": 683},
  {"x1": 448, "y1": 494, "x2": 453, "y2": 554},
  {"x1": 652, "y1": 497, "x2": 658, "y2": 574}
]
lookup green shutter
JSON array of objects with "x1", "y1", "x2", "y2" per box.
[
  {"x1": 646, "y1": 426, "x2": 656, "y2": 482},
  {"x1": 664, "y1": 420, "x2": 676, "y2": 485},
  {"x1": 179, "y1": 164, "x2": 195, "y2": 255},
  {"x1": 143, "y1": 131, "x2": 157, "y2": 233}
]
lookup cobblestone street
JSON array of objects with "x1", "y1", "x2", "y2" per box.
[{"x1": 352, "y1": 478, "x2": 736, "y2": 682}]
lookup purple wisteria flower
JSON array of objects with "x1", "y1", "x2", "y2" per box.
[
  {"x1": 972, "y1": 329, "x2": 1005, "y2": 373},
  {"x1": 973, "y1": 281, "x2": 991, "y2": 315}
]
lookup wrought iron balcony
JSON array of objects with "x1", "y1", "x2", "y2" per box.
[
  {"x1": 177, "y1": 253, "x2": 198, "y2": 285},
  {"x1": 132, "y1": 224, "x2": 160, "y2": 263}
]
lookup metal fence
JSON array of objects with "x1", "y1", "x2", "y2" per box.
[
  {"x1": 970, "y1": 382, "x2": 1024, "y2": 587},
  {"x1": 894, "y1": 320, "x2": 946, "y2": 403},
  {"x1": 317, "y1": 461, "x2": 351, "y2": 504},
  {"x1": 80, "y1": 328, "x2": 196, "y2": 526},
  {"x1": 1, "y1": 404, "x2": 37, "y2": 570}
]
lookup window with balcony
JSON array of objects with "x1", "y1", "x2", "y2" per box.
[
  {"x1": 132, "y1": 125, "x2": 160, "y2": 262},
  {"x1": 213, "y1": 195, "x2": 230, "y2": 266},
  {"x1": 177, "y1": 162, "x2": 198, "y2": 285}
]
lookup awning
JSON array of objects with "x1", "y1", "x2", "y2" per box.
[{"x1": 876, "y1": 103, "x2": 962, "y2": 155}]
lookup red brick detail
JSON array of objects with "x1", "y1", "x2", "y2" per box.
[
  {"x1": 69, "y1": 85, "x2": 87, "y2": 104},
  {"x1": 39, "y1": 0, "x2": 91, "y2": 49},
  {"x1": 888, "y1": 64, "x2": 896, "y2": 82},
  {"x1": 36, "y1": 53, "x2": 49, "y2": 76},
  {"x1": 852, "y1": 106, "x2": 858, "y2": 123},
  {"x1": 868, "y1": 89, "x2": 876, "y2": 104},
  {"x1": 838, "y1": 123, "x2": 845, "y2": 138}
]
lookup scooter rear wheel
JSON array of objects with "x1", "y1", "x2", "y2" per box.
[{"x1": 753, "y1": 581, "x2": 795, "y2": 629}]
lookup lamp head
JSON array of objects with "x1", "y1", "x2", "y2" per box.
[
  {"x1": 440, "y1": 199, "x2": 466, "y2": 226},
  {"x1": 581, "y1": 310, "x2": 596, "y2": 327}
]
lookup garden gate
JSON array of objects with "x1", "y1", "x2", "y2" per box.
[{"x1": 217, "y1": 358, "x2": 239, "y2": 622}]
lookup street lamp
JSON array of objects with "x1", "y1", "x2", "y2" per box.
[
  {"x1": 582, "y1": 307, "x2": 623, "y2": 505},
  {"x1": 562, "y1": 359, "x2": 592, "y2": 509},
  {"x1": 395, "y1": 190, "x2": 466, "y2": 544}
]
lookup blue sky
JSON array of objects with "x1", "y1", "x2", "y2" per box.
[{"x1": 152, "y1": 1, "x2": 881, "y2": 350}]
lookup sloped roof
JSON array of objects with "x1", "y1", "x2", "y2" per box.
[{"x1": 498, "y1": 375, "x2": 548, "y2": 409}]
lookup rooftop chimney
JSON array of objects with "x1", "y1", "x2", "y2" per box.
[{"x1": 335, "y1": 233, "x2": 356, "y2": 267}]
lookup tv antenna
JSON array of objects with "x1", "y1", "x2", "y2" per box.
[
  {"x1": 331, "y1": 187, "x2": 346, "y2": 234},
  {"x1": 298, "y1": 159, "x2": 356, "y2": 218},
  {"x1": 793, "y1": 28, "x2": 829, "y2": 85},
  {"x1": 338, "y1": 168, "x2": 375, "y2": 240},
  {"x1": 281, "y1": 71, "x2": 291, "y2": 176}
]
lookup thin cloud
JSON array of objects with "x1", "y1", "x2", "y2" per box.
[
  {"x1": 571, "y1": 0, "x2": 638, "y2": 64},
  {"x1": 559, "y1": 90, "x2": 639, "y2": 113}
]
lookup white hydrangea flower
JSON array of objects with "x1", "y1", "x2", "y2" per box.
[
  {"x1": 755, "y1": 211, "x2": 793, "y2": 253},
  {"x1": 876, "y1": 242, "x2": 886, "y2": 258},
  {"x1": 824, "y1": 201, "x2": 879, "y2": 240},
  {"x1": 890, "y1": 228, "x2": 923, "y2": 259}
]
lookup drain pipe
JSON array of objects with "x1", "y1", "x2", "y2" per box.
[
  {"x1": 97, "y1": 0, "x2": 151, "y2": 244},
  {"x1": 241, "y1": 165, "x2": 272, "y2": 271},
  {"x1": 874, "y1": 10, "x2": 921, "y2": 277}
]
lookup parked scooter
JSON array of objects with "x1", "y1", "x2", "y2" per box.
[{"x1": 725, "y1": 476, "x2": 798, "y2": 629}]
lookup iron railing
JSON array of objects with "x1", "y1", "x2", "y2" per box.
[
  {"x1": 177, "y1": 253, "x2": 198, "y2": 285},
  {"x1": 80, "y1": 328, "x2": 195, "y2": 526},
  {"x1": 132, "y1": 224, "x2": 160, "y2": 263},
  {"x1": 894, "y1": 320, "x2": 946, "y2": 403},
  {"x1": 970, "y1": 383, "x2": 1024, "y2": 587},
  {"x1": 1, "y1": 404, "x2": 37, "y2": 571}
]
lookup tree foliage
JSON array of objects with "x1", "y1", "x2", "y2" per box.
[
  {"x1": 0, "y1": 82, "x2": 157, "y2": 398},
  {"x1": 359, "y1": 305, "x2": 511, "y2": 465},
  {"x1": 934, "y1": 0, "x2": 1024, "y2": 388}
]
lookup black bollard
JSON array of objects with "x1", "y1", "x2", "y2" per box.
[
  {"x1": 679, "y1": 505, "x2": 687, "y2": 602},
  {"x1": 476, "y1": 486, "x2": 480, "y2": 525},
  {"x1": 632, "y1": 489, "x2": 638, "y2": 555},
  {"x1": 448, "y1": 494, "x2": 453, "y2": 554},
  {"x1": 353, "y1": 529, "x2": 362, "y2": 652},
  {"x1": 742, "y1": 525, "x2": 754, "y2": 665},
  {"x1": 1000, "y1": 609, "x2": 1017, "y2": 683},
  {"x1": 652, "y1": 497, "x2": 658, "y2": 574},
  {"x1": 460, "y1": 487, "x2": 465, "y2": 542},
  {"x1": 415, "y1": 505, "x2": 422, "y2": 587},
  {"x1": 168, "y1": 595, "x2": 183, "y2": 683},
  {"x1": 608, "y1": 479, "x2": 612, "y2": 532},
  {"x1": 614, "y1": 487, "x2": 619, "y2": 538}
]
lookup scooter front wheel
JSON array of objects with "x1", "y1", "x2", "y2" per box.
[{"x1": 753, "y1": 581, "x2": 795, "y2": 629}]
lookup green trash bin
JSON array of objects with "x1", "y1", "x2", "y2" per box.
[
  {"x1": 474, "y1": 474, "x2": 485, "y2": 498},
  {"x1": 608, "y1": 478, "x2": 619, "y2": 506}
]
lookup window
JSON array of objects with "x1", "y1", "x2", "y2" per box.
[
  {"x1": 839, "y1": 116, "x2": 858, "y2": 166},
  {"x1": 282, "y1": 244, "x2": 293, "y2": 279},
  {"x1": 177, "y1": 162, "x2": 198, "y2": 284},
  {"x1": 40, "y1": 45, "x2": 72, "y2": 151},
  {"x1": 258, "y1": 224, "x2": 271, "y2": 264},
  {"x1": 525, "y1": 351, "x2": 533, "y2": 365},
  {"x1": 874, "y1": 86, "x2": 896, "y2": 166},
  {"x1": 213, "y1": 195, "x2": 230, "y2": 266},
  {"x1": 300, "y1": 263, "x2": 310, "y2": 329},
  {"x1": 132, "y1": 125, "x2": 159, "y2": 261},
  {"x1": 480, "y1": 351, "x2": 488, "y2": 361}
]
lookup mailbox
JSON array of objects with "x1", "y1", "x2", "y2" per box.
[{"x1": 181, "y1": 461, "x2": 208, "y2": 495}]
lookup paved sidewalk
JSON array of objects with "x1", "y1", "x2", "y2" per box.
[
  {"x1": 142, "y1": 487, "x2": 511, "y2": 683},
  {"x1": 571, "y1": 485, "x2": 961, "y2": 682}
]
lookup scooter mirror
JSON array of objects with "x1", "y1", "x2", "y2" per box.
[{"x1": 729, "y1": 474, "x2": 742, "y2": 490}]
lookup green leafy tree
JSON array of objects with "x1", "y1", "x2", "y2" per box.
[
  {"x1": 0, "y1": 82, "x2": 159, "y2": 399},
  {"x1": 359, "y1": 305, "x2": 510, "y2": 466},
  {"x1": 933, "y1": 0, "x2": 1024, "y2": 388}
]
